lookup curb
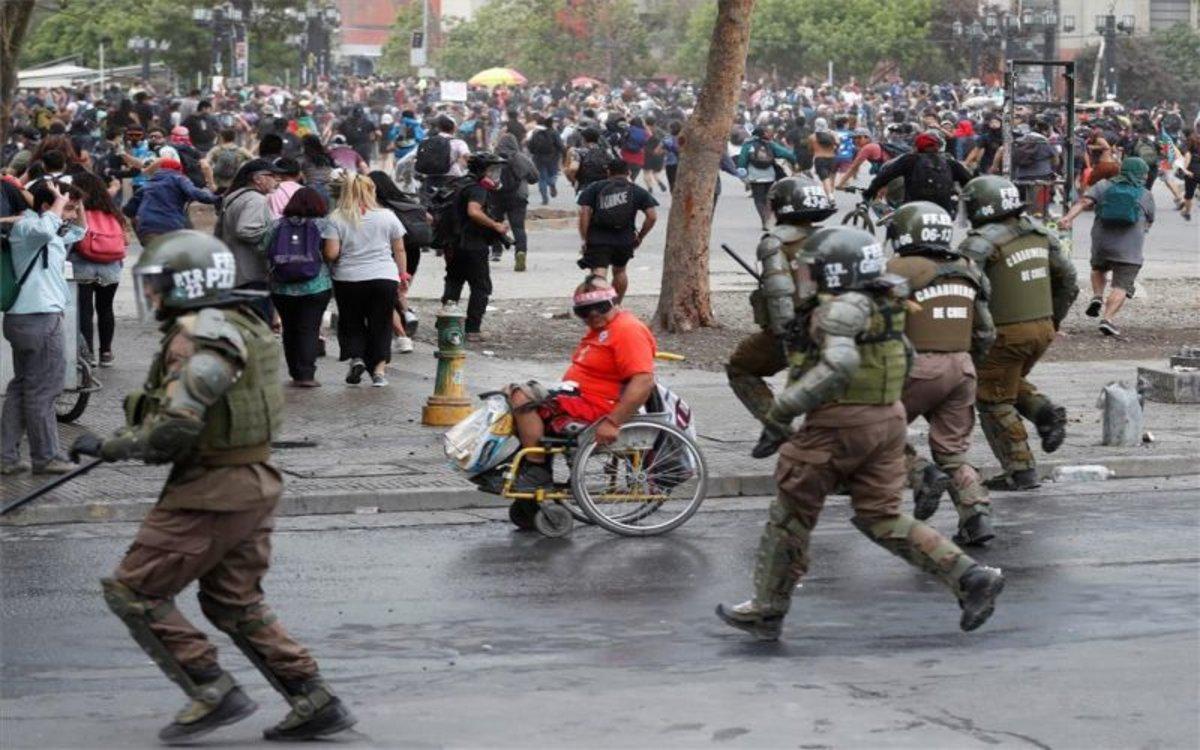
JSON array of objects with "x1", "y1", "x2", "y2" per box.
[{"x1": 3, "y1": 453, "x2": 1197, "y2": 527}]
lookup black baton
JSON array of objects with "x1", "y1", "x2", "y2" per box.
[
  {"x1": 720, "y1": 243, "x2": 761, "y2": 282},
  {"x1": 1, "y1": 458, "x2": 104, "y2": 516}
]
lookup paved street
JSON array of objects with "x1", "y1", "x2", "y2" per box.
[{"x1": 2, "y1": 475, "x2": 1197, "y2": 748}]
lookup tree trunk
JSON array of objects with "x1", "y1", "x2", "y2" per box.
[
  {"x1": 0, "y1": 1, "x2": 37, "y2": 148},
  {"x1": 653, "y1": 0, "x2": 755, "y2": 332}
]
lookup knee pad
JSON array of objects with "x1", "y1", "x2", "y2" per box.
[
  {"x1": 102, "y1": 578, "x2": 209, "y2": 698},
  {"x1": 851, "y1": 513, "x2": 974, "y2": 584},
  {"x1": 752, "y1": 499, "x2": 812, "y2": 612}
]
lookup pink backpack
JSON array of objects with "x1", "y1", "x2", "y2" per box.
[{"x1": 77, "y1": 210, "x2": 127, "y2": 263}]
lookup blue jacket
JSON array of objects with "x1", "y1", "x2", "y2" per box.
[
  {"x1": 6, "y1": 210, "x2": 85, "y2": 314},
  {"x1": 131, "y1": 170, "x2": 217, "y2": 235},
  {"x1": 392, "y1": 117, "x2": 426, "y2": 159}
]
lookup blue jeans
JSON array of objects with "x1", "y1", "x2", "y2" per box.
[{"x1": 536, "y1": 159, "x2": 558, "y2": 203}]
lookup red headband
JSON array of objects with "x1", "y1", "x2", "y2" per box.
[{"x1": 573, "y1": 287, "x2": 617, "y2": 306}]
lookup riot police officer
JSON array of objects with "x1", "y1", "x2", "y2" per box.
[
  {"x1": 717, "y1": 227, "x2": 1005, "y2": 641},
  {"x1": 886, "y1": 201, "x2": 996, "y2": 545},
  {"x1": 959, "y1": 176, "x2": 1079, "y2": 491},
  {"x1": 70, "y1": 232, "x2": 356, "y2": 743},
  {"x1": 724, "y1": 175, "x2": 837, "y2": 458}
]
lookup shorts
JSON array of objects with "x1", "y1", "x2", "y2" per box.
[
  {"x1": 814, "y1": 157, "x2": 836, "y2": 181},
  {"x1": 580, "y1": 243, "x2": 635, "y2": 270},
  {"x1": 538, "y1": 394, "x2": 610, "y2": 435},
  {"x1": 1091, "y1": 260, "x2": 1141, "y2": 292}
]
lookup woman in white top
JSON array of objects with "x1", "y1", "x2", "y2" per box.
[{"x1": 322, "y1": 174, "x2": 408, "y2": 386}]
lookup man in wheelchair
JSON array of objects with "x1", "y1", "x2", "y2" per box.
[{"x1": 506, "y1": 277, "x2": 657, "y2": 491}]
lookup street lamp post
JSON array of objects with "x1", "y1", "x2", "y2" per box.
[
  {"x1": 1022, "y1": 7, "x2": 1060, "y2": 92},
  {"x1": 953, "y1": 20, "x2": 987, "y2": 79},
  {"x1": 127, "y1": 37, "x2": 170, "y2": 82},
  {"x1": 1095, "y1": 13, "x2": 1136, "y2": 99}
]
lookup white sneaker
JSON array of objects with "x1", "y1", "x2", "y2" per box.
[{"x1": 393, "y1": 336, "x2": 414, "y2": 353}]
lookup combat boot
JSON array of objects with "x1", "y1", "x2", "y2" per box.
[
  {"x1": 957, "y1": 564, "x2": 1005, "y2": 632},
  {"x1": 514, "y1": 251, "x2": 527, "y2": 272},
  {"x1": 953, "y1": 512, "x2": 995, "y2": 547},
  {"x1": 983, "y1": 468, "x2": 1040, "y2": 491},
  {"x1": 715, "y1": 601, "x2": 784, "y2": 641},
  {"x1": 158, "y1": 669, "x2": 258, "y2": 745},
  {"x1": 1034, "y1": 405, "x2": 1067, "y2": 453},
  {"x1": 913, "y1": 464, "x2": 951, "y2": 521},
  {"x1": 264, "y1": 678, "x2": 357, "y2": 741}
]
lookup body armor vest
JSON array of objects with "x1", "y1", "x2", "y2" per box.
[
  {"x1": 986, "y1": 231, "x2": 1053, "y2": 326},
  {"x1": 131, "y1": 307, "x2": 283, "y2": 461},
  {"x1": 898, "y1": 256, "x2": 979, "y2": 353},
  {"x1": 787, "y1": 294, "x2": 909, "y2": 405}
]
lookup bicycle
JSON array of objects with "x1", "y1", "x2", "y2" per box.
[{"x1": 55, "y1": 332, "x2": 102, "y2": 423}]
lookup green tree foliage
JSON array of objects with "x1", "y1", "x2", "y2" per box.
[
  {"x1": 1075, "y1": 24, "x2": 1200, "y2": 107},
  {"x1": 674, "y1": 0, "x2": 941, "y2": 80},
  {"x1": 402, "y1": 0, "x2": 652, "y2": 82},
  {"x1": 19, "y1": 0, "x2": 307, "y2": 86},
  {"x1": 378, "y1": 2, "x2": 426, "y2": 76}
]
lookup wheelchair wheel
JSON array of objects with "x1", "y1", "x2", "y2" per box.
[
  {"x1": 571, "y1": 419, "x2": 708, "y2": 536},
  {"x1": 534, "y1": 502, "x2": 574, "y2": 538},
  {"x1": 508, "y1": 499, "x2": 539, "y2": 530}
]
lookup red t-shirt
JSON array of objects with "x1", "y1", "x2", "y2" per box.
[
  {"x1": 858, "y1": 142, "x2": 884, "y2": 163},
  {"x1": 562, "y1": 310, "x2": 657, "y2": 410}
]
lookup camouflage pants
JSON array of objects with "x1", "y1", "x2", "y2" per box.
[
  {"x1": 752, "y1": 406, "x2": 977, "y2": 613},
  {"x1": 975, "y1": 318, "x2": 1056, "y2": 474},
  {"x1": 725, "y1": 329, "x2": 788, "y2": 426},
  {"x1": 901, "y1": 352, "x2": 990, "y2": 519}
]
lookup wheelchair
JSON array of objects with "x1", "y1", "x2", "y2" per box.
[{"x1": 460, "y1": 387, "x2": 709, "y2": 538}]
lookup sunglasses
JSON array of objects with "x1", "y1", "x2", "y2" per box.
[{"x1": 573, "y1": 300, "x2": 614, "y2": 319}]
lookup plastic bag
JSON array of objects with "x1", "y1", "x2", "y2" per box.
[
  {"x1": 443, "y1": 394, "x2": 519, "y2": 475},
  {"x1": 1096, "y1": 381, "x2": 1143, "y2": 447}
]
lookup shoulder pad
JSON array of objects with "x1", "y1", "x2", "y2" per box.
[
  {"x1": 187, "y1": 308, "x2": 248, "y2": 365},
  {"x1": 816, "y1": 292, "x2": 871, "y2": 337},
  {"x1": 1020, "y1": 216, "x2": 1063, "y2": 251},
  {"x1": 771, "y1": 224, "x2": 809, "y2": 245},
  {"x1": 886, "y1": 256, "x2": 939, "y2": 292},
  {"x1": 933, "y1": 258, "x2": 984, "y2": 288},
  {"x1": 756, "y1": 233, "x2": 784, "y2": 259},
  {"x1": 957, "y1": 232, "x2": 994, "y2": 263},
  {"x1": 977, "y1": 219, "x2": 1023, "y2": 247}
]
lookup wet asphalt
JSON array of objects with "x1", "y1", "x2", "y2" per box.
[{"x1": 1, "y1": 476, "x2": 1197, "y2": 749}]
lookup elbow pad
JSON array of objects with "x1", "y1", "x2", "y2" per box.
[
  {"x1": 166, "y1": 350, "x2": 240, "y2": 416},
  {"x1": 757, "y1": 235, "x2": 797, "y2": 336},
  {"x1": 769, "y1": 335, "x2": 861, "y2": 422}
]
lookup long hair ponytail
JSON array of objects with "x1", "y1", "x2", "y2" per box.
[{"x1": 334, "y1": 173, "x2": 379, "y2": 228}]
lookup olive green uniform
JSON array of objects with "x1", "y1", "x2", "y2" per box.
[
  {"x1": 750, "y1": 291, "x2": 978, "y2": 614},
  {"x1": 100, "y1": 306, "x2": 343, "y2": 734},
  {"x1": 887, "y1": 254, "x2": 995, "y2": 524},
  {"x1": 960, "y1": 216, "x2": 1078, "y2": 475},
  {"x1": 726, "y1": 224, "x2": 813, "y2": 425}
]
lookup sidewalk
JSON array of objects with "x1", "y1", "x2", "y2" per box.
[{"x1": 2, "y1": 325, "x2": 1196, "y2": 525}]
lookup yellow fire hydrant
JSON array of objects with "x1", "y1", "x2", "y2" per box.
[{"x1": 422, "y1": 304, "x2": 474, "y2": 426}]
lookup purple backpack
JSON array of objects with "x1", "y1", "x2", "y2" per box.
[{"x1": 267, "y1": 218, "x2": 324, "y2": 283}]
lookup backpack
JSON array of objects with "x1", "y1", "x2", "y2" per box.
[
  {"x1": 212, "y1": 145, "x2": 243, "y2": 182},
  {"x1": 76, "y1": 210, "x2": 127, "y2": 263},
  {"x1": 415, "y1": 135, "x2": 452, "y2": 176},
  {"x1": 1097, "y1": 182, "x2": 1144, "y2": 227},
  {"x1": 386, "y1": 198, "x2": 433, "y2": 248},
  {"x1": 906, "y1": 153, "x2": 954, "y2": 205},
  {"x1": 836, "y1": 131, "x2": 856, "y2": 161},
  {"x1": 621, "y1": 129, "x2": 643, "y2": 154},
  {"x1": 576, "y1": 146, "x2": 609, "y2": 188},
  {"x1": 590, "y1": 180, "x2": 637, "y2": 231},
  {"x1": 179, "y1": 148, "x2": 206, "y2": 188},
  {"x1": 266, "y1": 218, "x2": 325, "y2": 283},
  {"x1": 528, "y1": 128, "x2": 555, "y2": 156},
  {"x1": 1013, "y1": 138, "x2": 1043, "y2": 168},
  {"x1": 748, "y1": 139, "x2": 774, "y2": 168},
  {"x1": 1, "y1": 206, "x2": 49, "y2": 312},
  {"x1": 428, "y1": 176, "x2": 476, "y2": 251},
  {"x1": 1135, "y1": 138, "x2": 1159, "y2": 165}
]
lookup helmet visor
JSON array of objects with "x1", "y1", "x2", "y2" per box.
[{"x1": 131, "y1": 265, "x2": 173, "y2": 323}]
